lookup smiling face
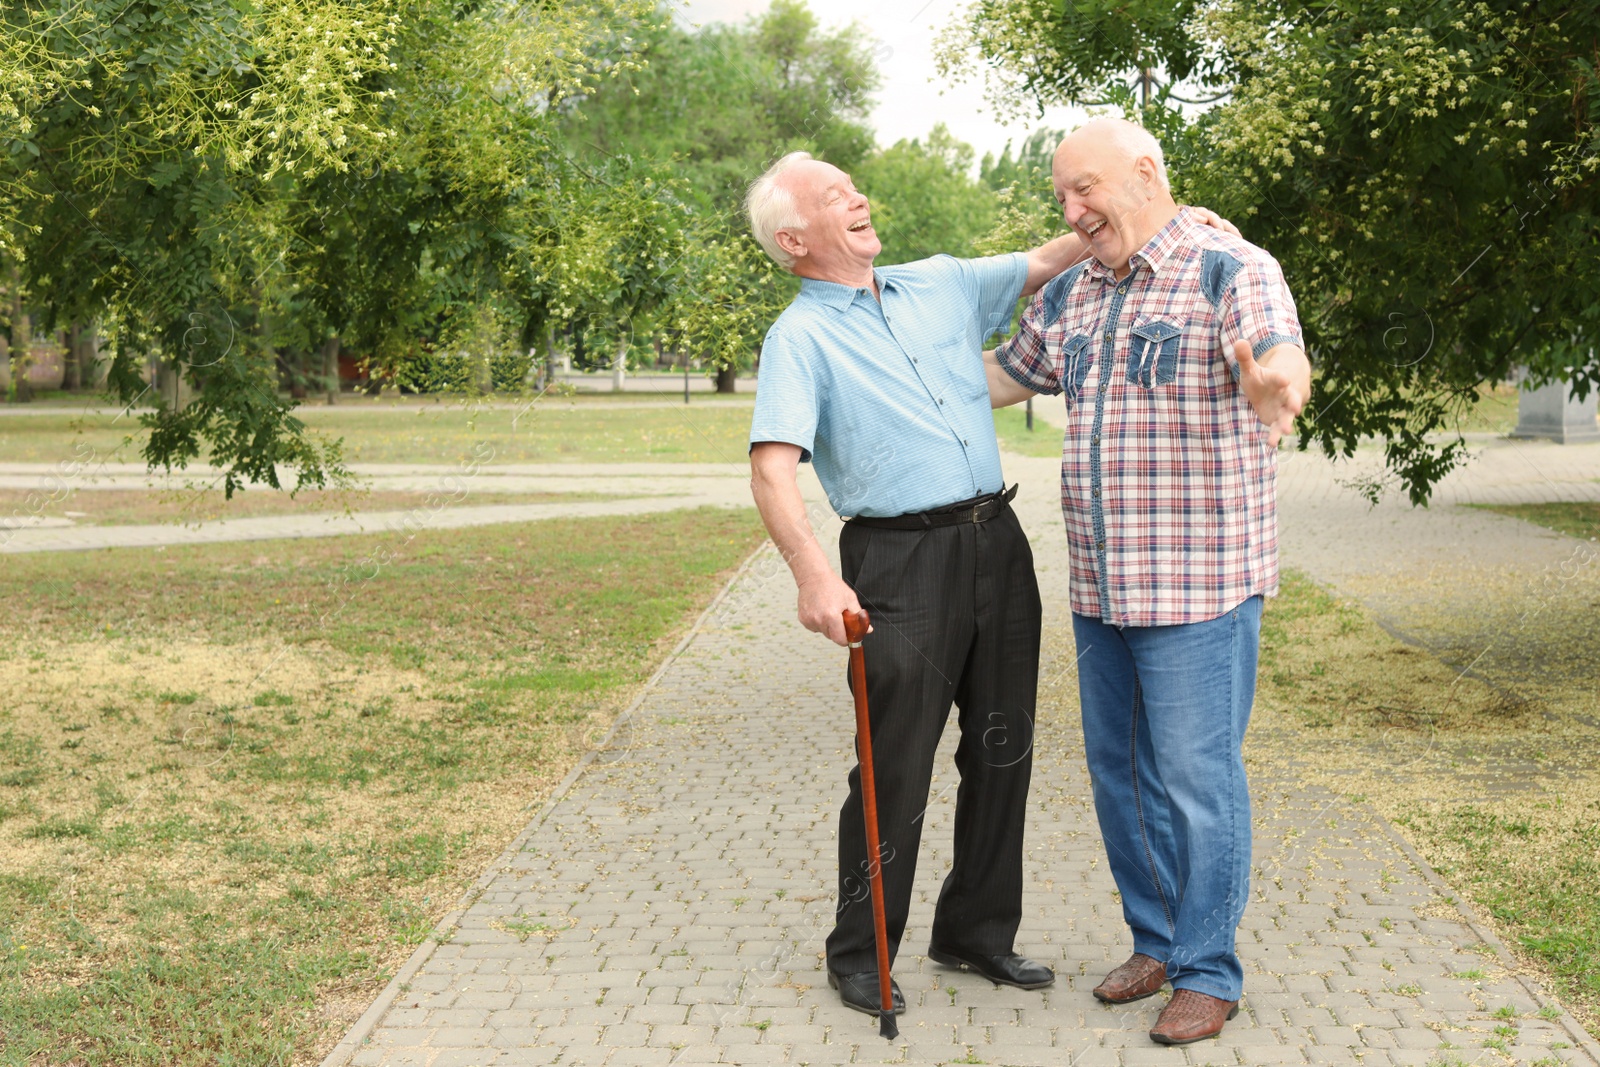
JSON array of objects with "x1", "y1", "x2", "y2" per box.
[
  {"x1": 1052, "y1": 126, "x2": 1175, "y2": 277},
  {"x1": 774, "y1": 159, "x2": 880, "y2": 285}
]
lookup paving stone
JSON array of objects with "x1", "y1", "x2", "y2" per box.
[{"x1": 321, "y1": 460, "x2": 1600, "y2": 1067}]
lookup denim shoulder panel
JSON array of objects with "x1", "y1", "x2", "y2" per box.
[
  {"x1": 1199, "y1": 248, "x2": 1243, "y2": 310},
  {"x1": 1040, "y1": 262, "x2": 1087, "y2": 323}
]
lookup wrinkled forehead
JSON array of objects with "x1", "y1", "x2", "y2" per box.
[
  {"x1": 784, "y1": 160, "x2": 852, "y2": 207},
  {"x1": 1052, "y1": 135, "x2": 1127, "y2": 186}
]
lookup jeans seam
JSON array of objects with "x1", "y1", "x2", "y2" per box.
[{"x1": 1128, "y1": 677, "x2": 1175, "y2": 936}]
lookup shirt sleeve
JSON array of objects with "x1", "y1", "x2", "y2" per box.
[
  {"x1": 748, "y1": 324, "x2": 818, "y2": 462},
  {"x1": 952, "y1": 252, "x2": 1028, "y2": 342},
  {"x1": 1219, "y1": 251, "x2": 1303, "y2": 375},
  {"x1": 992, "y1": 287, "x2": 1063, "y2": 396}
]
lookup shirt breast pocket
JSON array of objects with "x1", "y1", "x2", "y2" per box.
[
  {"x1": 1126, "y1": 318, "x2": 1183, "y2": 390},
  {"x1": 1060, "y1": 334, "x2": 1094, "y2": 406}
]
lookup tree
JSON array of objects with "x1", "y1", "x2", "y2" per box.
[
  {"x1": 856, "y1": 124, "x2": 997, "y2": 264},
  {"x1": 971, "y1": 126, "x2": 1069, "y2": 257},
  {"x1": 563, "y1": 0, "x2": 882, "y2": 388},
  {"x1": 566, "y1": 0, "x2": 880, "y2": 216},
  {"x1": 939, "y1": 0, "x2": 1600, "y2": 503},
  {"x1": 2, "y1": 0, "x2": 658, "y2": 494}
]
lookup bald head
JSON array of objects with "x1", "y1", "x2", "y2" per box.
[
  {"x1": 1051, "y1": 118, "x2": 1179, "y2": 278},
  {"x1": 1055, "y1": 118, "x2": 1169, "y2": 191}
]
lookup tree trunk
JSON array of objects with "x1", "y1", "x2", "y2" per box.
[
  {"x1": 541, "y1": 327, "x2": 556, "y2": 390},
  {"x1": 0, "y1": 328, "x2": 9, "y2": 400},
  {"x1": 87, "y1": 323, "x2": 107, "y2": 388},
  {"x1": 322, "y1": 335, "x2": 341, "y2": 404},
  {"x1": 612, "y1": 337, "x2": 627, "y2": 392},
  {"x1": 11, "y1": 312, "x2": 31, "y2": 403},
  {"x1": 715, "y1": 364, "x2": 738, "y2": 394},
  {"x1": 65, "y1": 323, "x2": 98, "y2": 395},
  {"x1": 8, "y1": 263, "x2": 30, "y2": 402},
  {"x1": 155, "y1": 354, "x2": 188, "y2": 408},
  {"x1": 64, "y1": 323, "x2": 84, "y2": 391}
]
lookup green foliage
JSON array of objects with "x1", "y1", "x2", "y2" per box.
[
  {"x1": 937, "y1": 0, "x2": 1215, "y2": 118},
  {"x1": 857, "y1": 125, "x2": 997, "y2": 264},
  {"x1": 670, "y1": 232, "x2": 788, "y2": 372},
  {"x1": 3, "y1": 0, "x2": 1043, "y2": 487},
  {"x1": 562, "y1": 0, "x2": 886, "y2": 370},
  {"x1": 973, "y1": 127, "x2": 1070, "y2": 257},
  {"x1": 3, "y1": 0, "x2": 659, "y2": 493},
  {"x1": 565, "y1": 0, "x2": 881, "y2": 216},
  {"x1": 940, "y1": 0, "x2": 1600, "y2": 504}
]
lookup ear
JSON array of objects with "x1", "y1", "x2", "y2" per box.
[
  {"x1": 1133, "y1": 156, "x2": 1161, "y2": 199},
  {"x1": 774, "y1": 228, "x2": 807, "y2": 260}
]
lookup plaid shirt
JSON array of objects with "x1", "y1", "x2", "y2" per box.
[{"x1": 995, "y1": 208, "x2": 1303, "y2": 627}]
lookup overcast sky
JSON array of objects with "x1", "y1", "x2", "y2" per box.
[{"x1": 675, "y1": 0, "x2": 1090, "y2": 167}]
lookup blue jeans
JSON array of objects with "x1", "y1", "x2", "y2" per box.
[{"x1": 1072, "y1": 597, "x2": 1261, "y2": 1001}]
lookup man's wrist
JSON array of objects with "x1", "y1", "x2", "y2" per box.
[{"x1": 792, "y1": 560, "x2": 837, "y2": 590}]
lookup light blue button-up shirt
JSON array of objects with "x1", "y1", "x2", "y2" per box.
[{"x1": 749, "y1": 253, "x2": 1028, "y2": 518}]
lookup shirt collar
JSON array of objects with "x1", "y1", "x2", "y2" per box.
[
  {"x1": 1082, "y1": 206, "x2": 1198, "y2": 283},
  {"x1": 798, "y1": 271, "x2": 889, "y2": 309}
]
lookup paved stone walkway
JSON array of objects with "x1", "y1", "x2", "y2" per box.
[
  {"x1": 322, "y1": 451, "x2": 1600, "y2": 1067},
  {"x1": 0, "y1": 462, "x2": 754, "y2": 553}
]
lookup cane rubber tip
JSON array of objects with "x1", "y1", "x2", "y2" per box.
[{"x1": 879, "y1": 1012, "x2": 898, "y2": 1040}]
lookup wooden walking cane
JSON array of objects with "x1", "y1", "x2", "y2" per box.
[{"x1": 843, "y1": 608, "x2": 898, "y2": 1040}]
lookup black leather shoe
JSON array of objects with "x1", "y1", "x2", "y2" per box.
[
  {"x1": 928, "y1": 944, "x2": 1055, "y2": 989},
  {"x1": 828, "y1": 970, "x2": 907, "y2": 1016}
]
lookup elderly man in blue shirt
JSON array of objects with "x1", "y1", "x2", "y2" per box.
[{"x1": 745, "y1": 150, "x2": 1233, "y2": 1020}]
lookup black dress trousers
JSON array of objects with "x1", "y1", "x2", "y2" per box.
[{"x1": 824, "y1": 506, "x2": 1042, "y2": 974}]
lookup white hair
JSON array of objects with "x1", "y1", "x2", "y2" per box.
[
  {"x1": 1075, "y1": 117, "x2": 1169, "y2": 190},
  {"x1": 745, "y1": 151, "x2": 813, "y2": 270}
]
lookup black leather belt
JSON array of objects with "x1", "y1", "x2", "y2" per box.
[{"x1": 847, "y1": 484, "x2": 1017, "y2": 530}]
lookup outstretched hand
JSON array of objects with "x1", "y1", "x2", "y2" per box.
[{"x1": 1233, "y1": 340, "x2": 1303, "y2": 447}]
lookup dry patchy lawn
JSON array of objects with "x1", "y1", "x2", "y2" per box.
[
  {"x1": 1248, "y1": 572, "x2": 1600, "y2": 1034},
  {"x1": 0, "y1": 506, "x2": 765, "y2": 1065}
]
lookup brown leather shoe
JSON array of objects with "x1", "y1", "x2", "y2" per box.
[
  {"x1": 1149, "y1": 988, "x2": 1240, "y2": 1045},
  {"x1": 1092, "y1": 952, "x2": 1167, "y2": 1004}
]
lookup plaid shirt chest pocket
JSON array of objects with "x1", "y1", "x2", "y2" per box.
[
  {"x1": 1057, "y1": 333, "x2": 1095, "y2": 406},
  {"x1": 1126, "y1": 316, "x2": 1183, "y2": 389}
]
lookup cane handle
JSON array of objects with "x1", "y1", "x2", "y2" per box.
[{"x1": 842, "y1": 608, "x2": 871, "y2": 645}]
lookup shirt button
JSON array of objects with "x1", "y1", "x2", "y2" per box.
[
  {"x1": 1092, "y1": 488, "x2": 1100, "y2": 498},
  {"x1": 963, "y1": 439, "x2": 969, "y2": 446},
  {"x1": 938, "y1": 398, "x2": 944, "y2": 405},
  {"x1": 1117, "y1": 286, "x2": 1127, "y2": 294},
  {"x1": 1104, "y1": 331, "x2": 1113, "y2": 340},
  {"x1": 1096, "y1": 541, "x2": 1105, "y2": 551},
  {"x1": 1091, "y1": 434, "x2": 1100, "y2": 444}
]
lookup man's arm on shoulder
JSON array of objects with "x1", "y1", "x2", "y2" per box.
[
  {"x1": 749, "y1": 442, "x2": 862, "y2": 647},
  {"x1": 984, "y1": 348, "x2": 1042, "y2": 408},
  {"x1": 985, "y1": 283, "x2": 1064, "y2": 408},
  {"x1": 1022, "y1": 232, "x2": 1090, "y2": 297}
]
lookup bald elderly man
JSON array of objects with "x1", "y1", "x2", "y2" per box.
[
  {"x1": 985, "y1": 118, "x2": 1311, "y2": 1045},
  {"x1": 743, "y1": 150, "x2": 1238, "y2": 1020}
]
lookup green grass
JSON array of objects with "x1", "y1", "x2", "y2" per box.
[
  {"x1": 993, "y1": 404, "x2": 1062, "y2": 457},
  {"x1": 1469, "y1": 501, "x2": 1600, "y2": 541},
  {"x1": 0, "y1": 506, "x2": 765, "y2": 1065},
  {"x1": 1456, "y1": 381, "x2": 1523, "y2": 434},
  {"x1": 0, "y1": 399, "x2": 754, "y2": 466},
  {"x1": 1416, "y1": 807, "x2": 1600, "y2": 1007}
]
